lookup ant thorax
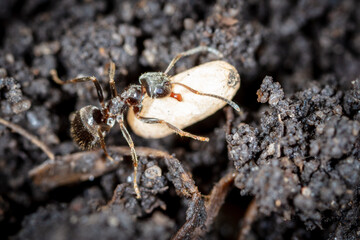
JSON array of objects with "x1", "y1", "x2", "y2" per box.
[
  {"x1": 105, "y1": 96, "x2": 124, "y2": 116},
  {"x1": 120, "y1": 85, "x2": 143, "y2": 106}
]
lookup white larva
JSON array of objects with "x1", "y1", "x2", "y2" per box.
[{"x1": 127, "y1": 60, "x2": 240, "y2": 138}]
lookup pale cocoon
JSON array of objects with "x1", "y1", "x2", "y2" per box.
[{"x1": 127, "y1": 60, "x2": 240, "y2": 138}]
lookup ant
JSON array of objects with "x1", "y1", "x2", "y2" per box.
[{"x1": 50, "y1": 46, "x2": 240, "y2": 199}]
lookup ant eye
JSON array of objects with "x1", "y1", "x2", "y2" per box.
[
  {"x1": 153, "y1": 85, "x2": 171, "y2": 98},
  {"x1": 155, "y1": 88, "x2": 164, "y2": 95}
]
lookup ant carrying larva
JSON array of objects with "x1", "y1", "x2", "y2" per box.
[{"x1": 50, "y1": 46, "x2": 240, "y2": 199}]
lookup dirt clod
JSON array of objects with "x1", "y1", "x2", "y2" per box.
[{"x1": 228, "y1": 76, "x2": 360, "y2": 232}]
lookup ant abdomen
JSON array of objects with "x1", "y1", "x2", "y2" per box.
[{"x1": 70, "y1": 105, "x2": 104, "y2": 150}]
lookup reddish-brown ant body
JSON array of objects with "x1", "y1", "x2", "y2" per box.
[{"x1": 51, "y1": 46, "x2": 240, "y2": 198}]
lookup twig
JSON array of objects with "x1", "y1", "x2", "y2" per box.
[
  {"x1": 164, "y1": 156, "x2": 206, "y2": 240},
  {"x1": 204, "y1": 172, "x2": 236, "y2": 229},
  {"x1": 194, "y1": 171, "x2": 236, "y2": 238},
  {"x1": 29, "y1": 146, "x2": 168, "y2": 190},
  {"x1": 224, "y1": 106, "x2": 235, "y2": 135},
  {"x1": 171, "y1": 193, "x2": 205, "y2": 240},
  {"x1": 0, "y1": 117, "x2": 55, "y2": 160},
  {"x1": 238, "y1": 199, "x2": 258, "y2": 240}
]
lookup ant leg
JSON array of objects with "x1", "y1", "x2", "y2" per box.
[
  {"x1": 108, "y1": 61, "x2": 117, "y2": 97},
  {"x1": 50, "y1": 69, "x2": 105, "y2": 108},
  {"x1": 135, "y1": 114, "x2": 209, "y2": 142},
  {"x1": 118, "y1": 116, "x2": 141, "y2": 199},
  {"x1": 97, "y1": 129, "x2": 114, "y2": 162},
  {"x1": 172, "y1": 82, "x2": 240, "y2": 112},
  {"x1": 164, "y1": 46, "x2": 223, "y2": 75}
]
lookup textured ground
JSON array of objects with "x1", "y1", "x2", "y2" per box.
[{"x1": 0, "y1": 0, "x2": 359, "y2": 239}]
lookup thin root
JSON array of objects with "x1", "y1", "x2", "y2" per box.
[{"x1": 0, "y1": 117, "x2": 55, "y2": 161}]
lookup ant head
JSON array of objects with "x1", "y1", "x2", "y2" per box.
[
  {"x1": 139, "y1": 72, "x2": 172, "y2": 99},
  {"x1": 70, "y1": 105, "x2": 112, "y2": 150}
]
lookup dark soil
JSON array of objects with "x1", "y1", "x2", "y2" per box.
[{"x1": 0, "y1": 0, "x2": 359, "y2": 239}]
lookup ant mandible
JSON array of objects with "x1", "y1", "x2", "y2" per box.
[{"x1": 50, "y1": 46, "x2": 240, "y2": 199}]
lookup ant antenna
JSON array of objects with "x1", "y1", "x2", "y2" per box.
[
  {"x1": 172, "y1": 82, "x2": 240, "y2": 112},
  {"x1": 161, "y1": 46, "x2": 239, "y2": 112},
  {"x1": 109, "y1": 62, "x2": 117, "y2": 97},
  {"x1": 164, "y1": 46, "x2": 223, "y2": 75}
]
